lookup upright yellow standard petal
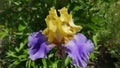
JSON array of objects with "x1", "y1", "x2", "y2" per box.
[{"x1": 42, "y1": 7, "x2": 82, "y2": 44}]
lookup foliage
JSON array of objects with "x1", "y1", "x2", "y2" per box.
[
  {"x1": 107, "y1": 1, "x2": 120, "y2": 68},
  {"x1": 0, "y1": 0, "x2": 120, "y2": 68}
]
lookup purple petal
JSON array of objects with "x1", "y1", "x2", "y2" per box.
[
  {"x1": 65, "y1": 33, "x2": 94, "y2": 68},
  {"x1": 28, "y1": 31, "x2": 54, "y2": 60}
]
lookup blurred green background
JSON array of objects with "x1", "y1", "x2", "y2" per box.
[{"x1": 0, "y1": 0, "x2": 120, "y2": 68}]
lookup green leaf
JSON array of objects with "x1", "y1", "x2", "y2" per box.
[
  {"x1": 0, "y1": 27, "x2": 8, "y2": 40},
  {"x1": 48, "y1": 53, "x2": 54, "y2": 58},
  {"x1": 42, "y1": 58, "x2": 47, "y2": 68},
  {"x1": 0, "y1": 32, "x2": 7, "y2": 40},
  {"x1": 26, "y1": 60, "x2": 31, "y2": 68},
  {"x1": 31, "y1": 61, "x2": 38, "y2": 68},
  {"x1": 7, "y1": 51, "x2": 17, "y2": 58},
  {"x1": 19, "y1": 43, "x2": 24, "y2": 51},
  {"x1": 9, "y1": 61, "x2": 20, "y2": 68},
  {"x1": 90, "y1": 53, "x2": 96, "y2": 61},
  {"x1": 92, "y1": 33, "x2": 99, "y2": 46},
  {"x1": 15, "y1": 47, "x2": 20, "y2": 52},
  {"x1": 73, "y1": 6, "x2": 82, "y2": 11},
  {"x1": 18, "y1": 24, "x2": 26, "y2": 31},
  {"x1": 52, "y1": 60, "x2": 60, "y2": 68},
  {"x1": 65, "y1": 56, "x2": 71, "y2": 66},
  {"x1": 18, "y1": 54, "x2": 27, "y2": 60}
]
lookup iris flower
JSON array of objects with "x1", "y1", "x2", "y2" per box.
[{"x1": 28, "y1": 7, "x2": 94, "y2": 68}]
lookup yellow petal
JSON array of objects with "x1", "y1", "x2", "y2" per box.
[{"x1": 43, "y1": 7, "x2": 82, "y2": 44}]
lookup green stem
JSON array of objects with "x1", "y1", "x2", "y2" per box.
[{"x1": 62, "y1": 57, "x2": 65, "y2": 68}]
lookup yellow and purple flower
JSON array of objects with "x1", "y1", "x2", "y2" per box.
[{"x1": 28, "y1": 7, "x2": 94, "y2": 68}]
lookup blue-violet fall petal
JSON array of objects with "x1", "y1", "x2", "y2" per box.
[
  {"x1": 28, "y1": 31, "x2": 54, "y2": 60},
  {"x1": 65, "y1": 33, "x2": 94, "y2": 68}
]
